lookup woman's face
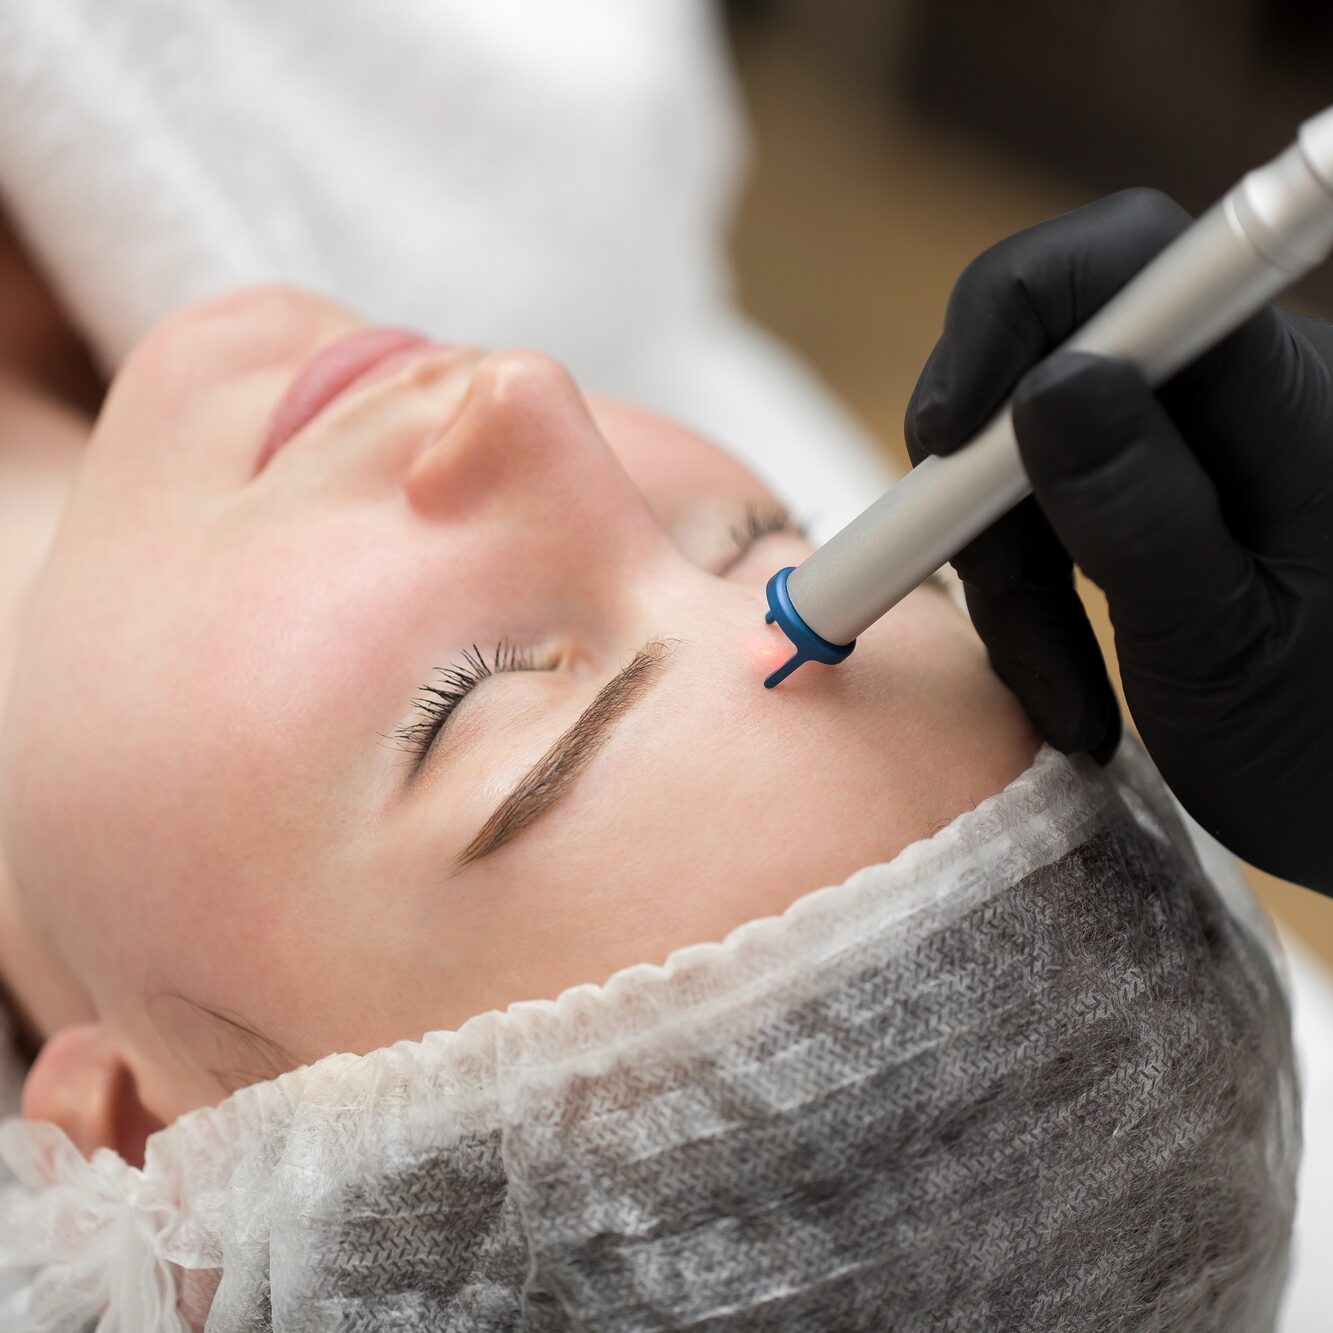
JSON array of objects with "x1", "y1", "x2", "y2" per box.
[{"x1": 0, "y1": 288, "x2": 1035, "y2": 1119}]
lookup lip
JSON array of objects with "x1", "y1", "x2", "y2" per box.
[{"x1": 255, "y1": 327, "x2": 438, "y2": 472}]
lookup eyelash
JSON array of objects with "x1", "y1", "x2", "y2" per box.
[
  {"x1": 393, "y1": 640, "x2": 541, "y2": 764},
  {"x1": 729, "y1": 501, "x2": 805, "y2": 561}
]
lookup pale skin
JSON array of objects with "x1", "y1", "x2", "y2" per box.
[{"x1": 0, "y1": 255, "x2": 1038, "y2": 1167}]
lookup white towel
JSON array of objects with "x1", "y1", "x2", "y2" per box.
[{"x1": 0, "y1": 0, "x2": 892, "y2": 538}]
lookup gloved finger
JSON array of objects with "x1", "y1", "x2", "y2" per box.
[
  {"x1": 947, "y1": 494, "x2": 1066, "y2": 597},
  {"x1": 962, "y1": 578, "x2": 1122, "y2": 761},
  {"x1": 1158, "y1": 307, "x2": 1333, "y2": 539},
  {"x1": 905, "y1": 189, "x2": 1192, "y2": 460},
  {"x1": 1012, "y1": 351, "x2": 1261, "y2": 671}
]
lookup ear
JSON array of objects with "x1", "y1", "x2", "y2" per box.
[{"x1": 21, "y1": 1023, "x2": 165, "y2": 1168}]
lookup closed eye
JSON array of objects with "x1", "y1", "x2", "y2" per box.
[
  {"x1": 387, "y1": 640, "x2": 551, "y2": 773},
  {"x1": 718, "y1": 501, "x2": 807, "y2": 575}
]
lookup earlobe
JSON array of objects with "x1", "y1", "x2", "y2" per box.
[{"x1": 21, "y1": 1023, "x2": 164, "y2": 1168}]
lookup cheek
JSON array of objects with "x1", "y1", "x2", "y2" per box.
[
  {"x1": 218, "y1": 512, "x2": 499, "y2": 703},
  {"x1": 586, "y1": 395, "x2": 776, "y2": 546}
]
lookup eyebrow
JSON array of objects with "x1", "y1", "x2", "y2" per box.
[{"x1": 457, "y1": 637, "x2": 673, "y2": 869}]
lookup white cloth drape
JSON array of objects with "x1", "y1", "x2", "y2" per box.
[{"x1": 0, "y1": 0, "x2": 892, "y2": 540}]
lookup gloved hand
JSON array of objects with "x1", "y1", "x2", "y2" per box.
[{"x1": 904, "y1": 188, "x2": 1333, "y2": 895}]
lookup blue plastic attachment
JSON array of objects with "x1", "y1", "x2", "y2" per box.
[{"x1": 763, "y1": 565, "x2": 855, "y2": 688}]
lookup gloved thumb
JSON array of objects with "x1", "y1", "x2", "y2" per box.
[{"x1": 1010, "y1": 351, "x2": 1259, "y2": 673}]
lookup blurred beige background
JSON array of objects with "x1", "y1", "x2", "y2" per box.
[{"x1": 725, "y1": 6, "x2": 1333, "y2": 968}]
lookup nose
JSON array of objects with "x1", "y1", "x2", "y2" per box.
[{"x1": 404, "y1": 349, "x2": 669, "y2": 586}]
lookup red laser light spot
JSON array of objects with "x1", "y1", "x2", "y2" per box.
[{"x1": 745, "y1": 627, "x2": 793, "y2": 676}]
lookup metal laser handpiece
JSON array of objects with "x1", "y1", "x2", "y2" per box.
[{"x1": 763, "y1": 104, "x2": 1333, "y2": 688}]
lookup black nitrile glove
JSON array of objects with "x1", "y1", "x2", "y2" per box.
[{"x1": 904, "y1": 188, "x2": 1333, "y2": 895}]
